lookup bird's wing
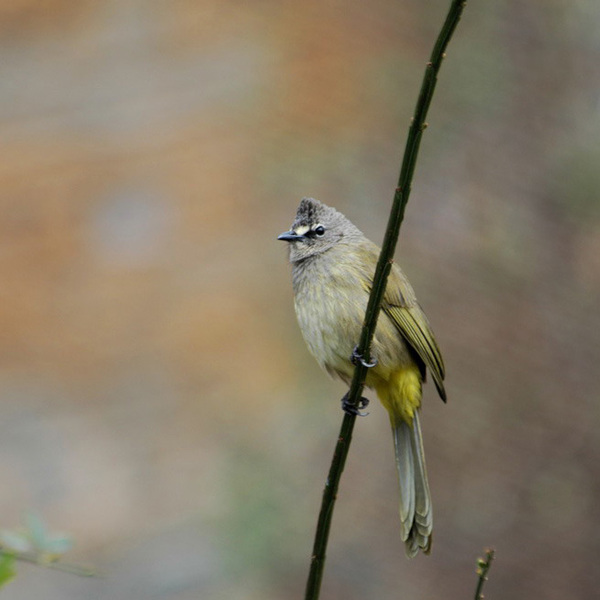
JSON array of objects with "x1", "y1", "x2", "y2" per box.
[
  {"x1": 364, "y1": 257, "x2": 446, "y2": 402},
  {"x1": 384, "y1": 303, "x2": 446, "y2": 402}
]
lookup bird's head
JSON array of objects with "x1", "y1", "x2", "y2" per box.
[{"x1": 277, "y1": 197, "x2": 363, "y2": 263}]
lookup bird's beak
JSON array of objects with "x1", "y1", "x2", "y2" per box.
[{"x1": 277, "y1": 230, "x2": 303, "y2": 242}]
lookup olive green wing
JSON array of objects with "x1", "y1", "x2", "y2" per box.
[
  {"x1": 385, "y1": 303, "x2": 446, "y2": 402},
  {"x1": 358, "y1": 241, "x2": 446, "y2": 402},
  {"x1": 378, "y1": 266, "x2": 446, "y2": 402}
]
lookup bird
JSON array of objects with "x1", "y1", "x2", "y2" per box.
[{"x1": 278, "y1": 197, "x2": 446, "y2": 557}]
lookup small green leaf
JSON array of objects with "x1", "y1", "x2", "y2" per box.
[{"x1": 0, "y1": 554, "x2": 16, "y2": 588}]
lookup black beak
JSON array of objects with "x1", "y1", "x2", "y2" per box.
[{"x1": 277, "y1": 230, "x2": 303, "y2": 242}]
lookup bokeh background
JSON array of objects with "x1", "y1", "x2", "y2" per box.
[{"x1": 1, "y1": 1, "x2": 599, "y2": 598}]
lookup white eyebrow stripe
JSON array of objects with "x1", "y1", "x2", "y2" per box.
[{"x1": 294, "y1": 225, "x2": 310, "y2": 236}]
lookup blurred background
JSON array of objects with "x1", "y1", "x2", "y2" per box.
[{"x1": 0, "y1": 0, "x2": 599, "y2": 598}]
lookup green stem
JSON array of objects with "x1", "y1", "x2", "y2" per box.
[
  {"x1": 304, "y1": 2, "x2": 467, "y2": 599},
  {"x1": 0, "y1": 549, "x2": 96, "y2": 578},
  {"x1": 352, "y1": 0, "x2": 467, "y2": 394},
  {"x1": 304, "y1": 412, "x2": 355, "y2": 599},
  {"x1": 474, "y1": 548, "x2": 495, "y2": 600}
]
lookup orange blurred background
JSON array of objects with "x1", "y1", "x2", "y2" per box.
[{"x1": 1, "y1": 1, "x2": 599, "y2": 598}]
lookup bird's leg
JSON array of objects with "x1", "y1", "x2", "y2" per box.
[
  {"x1": 343, "y1": 346, "x2": 375, "y2": 415},
  {"x1": 341, "y1": 392, "x2": 370, "y2": 417},
  {"x1": 351, "y1": 346, "x2": 377, "y2": 368}
]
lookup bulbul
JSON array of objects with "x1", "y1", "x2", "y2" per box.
[{"x1": 278, "y1": 197, "x2": 446, "y2": 558}]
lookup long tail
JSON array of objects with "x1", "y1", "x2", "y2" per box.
[{"x1": 390, "y1": 411, "x2": 432, "y2": 557}]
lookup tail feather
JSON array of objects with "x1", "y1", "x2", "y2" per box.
[
  {"x1": 391, "y1": 420, "x2": 415, "y2": 539},
  {"x1": 411, "y1": 412, "x2": 432, "y2": 530},
  {"x1": 391, "y1": 412, "x2": 432, "y2": 557}
]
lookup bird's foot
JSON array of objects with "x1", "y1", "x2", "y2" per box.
[
  {"x1": 351, "y1": 346, "x2": 377, "y2": 368},
  {"x1": 341, "y1": 392, "x2": 370, "y2": 417}
]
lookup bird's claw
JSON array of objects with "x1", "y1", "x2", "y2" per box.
[
  {"x1": 341, "y1": 393, "x2": 370, "y2": 417},
  {"x1": 351, "y1": 346, "x2": 377, "y2": 368}
]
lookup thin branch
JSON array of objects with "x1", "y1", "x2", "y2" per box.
[
  {"x1": 304, "y1": 2, "x2": 468, "y2": 599},
  {"x1": 0, "y1": 549, "x2": 96, "y2": 578},
  {"x1": 474, "y1": 548, "x2": 495, "y2": 600}
]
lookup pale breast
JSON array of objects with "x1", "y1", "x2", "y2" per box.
[{"x1": 291, "y1": 253, "x2": 412, "y2": 383}]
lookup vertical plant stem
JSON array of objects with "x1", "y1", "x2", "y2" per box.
[
  {"x1": 304, "y1": 413, "x2": 355, "y2": 599},
  {"x1": 304, "y1": 2, "x2": 467, "y2": 599},
  {"x1": 474, "y1": 548, "x2": 495, "y2": 600}
]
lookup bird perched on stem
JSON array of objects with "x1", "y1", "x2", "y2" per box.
[{"x1": 278, "y1": 197, "x2": 446, "y2": 558}]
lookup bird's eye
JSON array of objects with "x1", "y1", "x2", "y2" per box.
[{"x1": 314, "y1": 225, "x2": 326, "y2": 236}]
